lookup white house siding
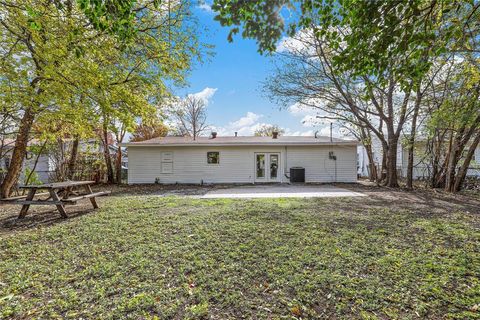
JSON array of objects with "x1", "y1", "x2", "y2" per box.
[
  {"x1": 401, "y1": 147, "x2": 428, "y2": 179},
  {"x1": 15, "y1": 154, "x2": 52, "y2": 183},
  {"x1": 28, "y1": 154, "x2": 51, "y2": 182},
  {"x1": 475, "y1": 146, "x2": 480, "y2": 165},
  {"x1": 127, "y1": 145, "x2": 357, "y2": 184},
  {"x1": 357, "y1": 136, "x2": 404, "y2": 178},
  {"x1": 285, "y1": 145, "x2": 357, "y2": 183}
]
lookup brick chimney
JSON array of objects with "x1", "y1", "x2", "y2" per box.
[{"x1": 272, "y1": 131, "x2": 279, "y2": 139}]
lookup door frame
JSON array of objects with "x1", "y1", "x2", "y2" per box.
[{"x1": 254, "y1": 152, "x2": 281, "y2": 183}]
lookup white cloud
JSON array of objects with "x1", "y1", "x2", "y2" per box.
[
  {"x1": 212, "y1": 112, "x2": 265, "y2": 136},
  {"x1": 197, "y1": 1, "x2": 213, "y2": 13},
  {"x1": 230, "y1": 112, "x2": 262, "y2": 129},
  {"x1": 276, "y1": 29, "x2": 316, "y2": 54},
  {"x1": 284, "y1": 128, "x2": 314, "y2": 136},
  {"x1": 212, "y1": 112, "x2": 315, "y2": 137},
  {"x1": 301, "y1": 115, "x2": 320, "y2": 127},
  {"x1": 288, "y1": 102, "x2": 319, "y2": 117},
  {"x1": 189, "y1": 87, "x2": 217, "y2": 105},
  {"x1": 287, "y1": 103, "x2": 348, "y2": 138}
]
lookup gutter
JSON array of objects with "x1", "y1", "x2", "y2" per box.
[{"x1": 120, "y1": 142, "x2": 360, "y2": 147}]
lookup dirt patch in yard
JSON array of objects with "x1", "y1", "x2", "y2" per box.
[
  {"x1": 339, "y1": 182, "x2": 480, "y2": 215},
  {"x1": 1, "y1": 183, "x2": 479, "y2": 235}
]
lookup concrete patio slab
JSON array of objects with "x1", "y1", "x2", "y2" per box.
[{"x1": 201, "y1": 184, "x2": 366, "y2": 199}]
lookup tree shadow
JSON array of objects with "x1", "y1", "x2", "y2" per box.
[{"x1": 337, "y1": 183, "x2": 480, "y2": 215}]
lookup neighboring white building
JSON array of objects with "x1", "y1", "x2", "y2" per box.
[
  {"x1": 0, "y1": 140, "x2": 53, "y2": 183},
  {"x1": 122, "y1": 135, "x2": 359, "y2": 184},
  {"x1": 357, "y1": 137, "x2": 480, "y2": 179},
  {"x1": 0, "y1": 136, "x2": 127, "y2": 184}
]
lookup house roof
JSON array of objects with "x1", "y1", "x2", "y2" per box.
[{"x1": 121, "y1": 135, "x2": 359, "y2": 147}]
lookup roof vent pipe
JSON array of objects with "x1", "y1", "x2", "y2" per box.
[
  {"x1": 272, "y1": 131, "x2": 279, "y2": 139},
  {"x1": 211, "y1": 132, "x2": 217, "y2": 139},
  {"x1": 234, "y1": 132, "x2": 238, "y2": 137},
  {"x1": 314, "y1": 130, "x2": 319, "y2": 138}
]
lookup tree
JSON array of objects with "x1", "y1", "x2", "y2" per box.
[
  {"x1": 264, "y1": 27, "x2": 435, "y2": 187},
  {"x1": 254, "y1": 124, "x2": 285, "y2": 137},
  {"x1": 422, "y1": 56, "x2": 480, "y2": 192},
  {"x1": 213, "y1": 0, "x2": 479, "y2": 190},
  {"x1": 212, "y1": 1, "x2": 479, "y2": 83},
  {"x1": 172, "y1": 96, "x2": 210, "y2": 139},
  {"x1": 130, "y1": 122, "x2": 169, "y2": 142},
  {"x1": 0, "y1": 0, "x2": 205, "y2": 196}
]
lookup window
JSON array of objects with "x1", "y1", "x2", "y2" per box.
[
  {"x1": 161, "y1": 151, "x2": 173, "y2": 174},
  {"x1": 207, "y1": 152, "x2": 220, "y2": 164}
]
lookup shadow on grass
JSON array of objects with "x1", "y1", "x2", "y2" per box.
[{"x1": 0, "y1": 206, "x2": 96, "y2": 235}]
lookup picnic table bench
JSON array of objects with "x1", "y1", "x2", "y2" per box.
[{"x1": 1, "y1": 181, "x2": 110, "y2": 219}]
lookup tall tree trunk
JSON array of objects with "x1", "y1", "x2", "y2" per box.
[
  {"x1": 453, "y1": 131, "x2": 480, "y2": 192},
  {"x1": 434, "y1": 131, "x2": 454, "y2": 188},
  {"x1": 429, "y1": 134, "x2": 440, "y2": 188},
  {"x1": 67, "y1": 137, "x2": 79, "y2": 180},
  {"x1": 445, "y1": 133, "x2": 462, "y2": 192},
  {"x1": 379, "y1": 143, "x2": 388, "y2": 183},
  {"x1": 386, "y1": 137, "x2": 399, "y2": 187},
  {"x1": 115, "y1": 147, "x2": 122, "y2": 184},
  {"x1": 0, "y1": 107, "x2": 35, "y2": 198},
  {"x1": 406, "y1": 140, "x2": 416, "y2": 189},
  {"x1": 102, "y1": 125, "x2": 115, "y2": 183},
  {"x1": 406, "y1": 92, "x2": 421, "y2": 189},
  {"x1": 364, "y1": 144, "x2": 377, "y2": 182}
]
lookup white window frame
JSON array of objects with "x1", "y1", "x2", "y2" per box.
[{"x1": 161, "y1": 151, "x2": 173, "y2": 174}]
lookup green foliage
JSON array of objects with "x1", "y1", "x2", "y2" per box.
[
  {"x1": 212, "y1": 0, "x2": 289, "y2": 52},
  {"x1": 427, "y1": 58, "x2": 480, "y2": 136},
  {"x1": 77, "y1": 0, "x2": 137, "y2": 41},
  {"x1": 0, "y1": 197, "x2": 479, "y2": 318},
  {"x1": 212, "y1": 0, "x2": 479, "y2": 85},
  {"x1": 253, "y1": 124, "x2": 285, "y2": 137},
  {"x1": 0, "y1": 0, "x2": 205, "y2": 147},
  {"x1": 22, "y1": 167, "x2": 42, "y2": 185}
]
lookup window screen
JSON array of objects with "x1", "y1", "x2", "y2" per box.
[{"x1": 207, "y1": 152, "x2": 219, "y2": 164}]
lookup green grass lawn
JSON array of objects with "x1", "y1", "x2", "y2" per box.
[{"x1": 1, "y1": 196, "x2": 479, "y2": 319}]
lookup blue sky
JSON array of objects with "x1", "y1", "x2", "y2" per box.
[{"x1": 172, "y1": 2, "x2": 322, "y2": 137}]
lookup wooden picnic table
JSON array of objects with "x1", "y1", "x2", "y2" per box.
[{"x1": 4, "y1": 180, "x2": 110, "y2": 219}]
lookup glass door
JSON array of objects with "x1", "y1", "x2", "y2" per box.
[
  {"x1": 256, "y1": 153, "x2": 266, "y2": 180},
  {"x1": 255, "y1": 153, "x2": 280, "y2": 182},
  {"x1": 269, "y1": 154, "x2": 279, "y2": 181}
]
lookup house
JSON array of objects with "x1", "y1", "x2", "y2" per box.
[{"x1": 122, "y1": 133, "x2": 358, "y2": 184}]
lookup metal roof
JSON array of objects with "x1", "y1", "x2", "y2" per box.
[{"x1": 121, "y1": 135, "x2": 359, "y2": 147}]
